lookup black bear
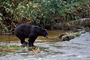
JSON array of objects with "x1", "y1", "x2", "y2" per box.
[{"x1": 14, "y1": 24, "x2": 48, "y2": 47}]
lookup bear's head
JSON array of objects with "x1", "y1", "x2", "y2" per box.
[
  {"x1": 42, "y1": 29, "x2": 48, "y2": 38},
  {"x1": 34, "y1": 26, "x2": 48, "y2": 38}
]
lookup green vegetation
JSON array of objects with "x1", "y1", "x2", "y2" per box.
[
  {"x1": 0, "y1": 0, "x2": 90, "y2": 33},
  {"x1": 0, "y1": 45, "x2": 23, "y2": 56},
  {"x1": 0, "y1": 44, "x2": 41, "y2": 56}
]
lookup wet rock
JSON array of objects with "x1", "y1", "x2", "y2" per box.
[{"x1": 28, "y1": 47, "x2": 41, "y2": 54}]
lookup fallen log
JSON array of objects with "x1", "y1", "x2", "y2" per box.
[
  {"x1": 49, "y1": 31, "x2": 85, "y2": 41},
  {"x1": 59, "y1": 31, "x2": 85, "y2": 41}
]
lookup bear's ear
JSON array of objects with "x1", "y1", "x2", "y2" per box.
[{"x1": 34, "y1": 26, "x2": 40, "y2": 30}]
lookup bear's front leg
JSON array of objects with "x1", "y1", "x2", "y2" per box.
[{"x1": 28, "y1": 34, "x2": 37, "y2": 47}]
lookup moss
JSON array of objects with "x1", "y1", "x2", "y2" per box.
[
  {"x1": 0, "y1": 45, "x2": 23, "y2": 51},
  {"x1": 61, "y1": 31, "x2": 85, "y2": 41},
  {"x1": 9, "y1": 45, "x2": 22, "y2": 50},
  {"x1": 0, "y1": 45, "x2": 23, "y2": 56},
  {"x1": 0, "y1": 45, "x2": 41, "y2": 56}
]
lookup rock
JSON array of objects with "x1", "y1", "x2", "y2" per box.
[
  {"x1": 29, "y1": 47, "x2": 40, "y2": 54},
  {"x1": 59, "y1": 31, "x2": 85, "y2": 41}
]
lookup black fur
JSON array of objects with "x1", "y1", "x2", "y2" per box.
[{"x1": 14, "y1": 24, "x2": 48, "y2": 46}]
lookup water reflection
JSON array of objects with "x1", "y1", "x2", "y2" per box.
[{"x1": 0, "y1": 35, "x2": 18, "y2": 42}]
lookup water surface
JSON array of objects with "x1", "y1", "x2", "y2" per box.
[{"x1": 0, "y1": 30, "x2": 90, "y2": 60}]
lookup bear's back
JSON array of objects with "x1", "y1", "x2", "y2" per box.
[{"x1": 14, "y1": 24, "x2": 32, "y2": 37}]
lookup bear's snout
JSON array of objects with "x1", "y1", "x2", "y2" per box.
[{"x1": 44, "y1": 35, "x2": 48, "y2": 38}]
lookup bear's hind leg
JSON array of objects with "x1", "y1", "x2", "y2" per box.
[
  {"x1": 18, "y1": 37, "x2": 25, "y2": 44},
  {"x1": 17, "y1": 36, "x2": 28, "y2": 47}
]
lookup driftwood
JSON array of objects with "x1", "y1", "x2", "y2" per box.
[
  {"x1": 58, "y1": 31, "x2": 85, "y2": 41},
  {"x1": 49, "y1": 31, "x2": 85, "y2": 41}
]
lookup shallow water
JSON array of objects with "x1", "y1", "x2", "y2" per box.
[
  {"x1": 0, "y1": 30, "x2": 90, "y2": 60},
  {"x1": 0, "y1": 30, "x2": 64, "y2": 42}
]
